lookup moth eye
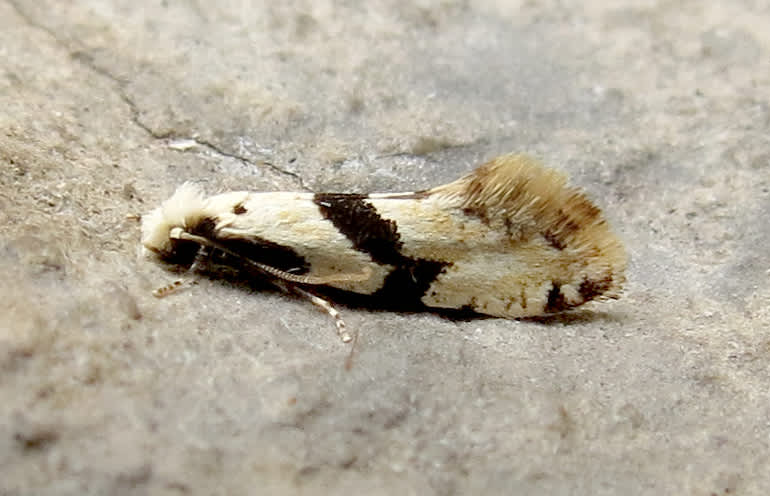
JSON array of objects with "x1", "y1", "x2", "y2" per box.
[
  {"x1": 233, "y1": 203, "x2": 247, "y2": 215},
  {"x1": 164, "y1": 238, "x2": 202, "y2": 267}
]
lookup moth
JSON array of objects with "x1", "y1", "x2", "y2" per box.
[{"x1": 141, "y1": 154, "x2": 626, "y2": 340}]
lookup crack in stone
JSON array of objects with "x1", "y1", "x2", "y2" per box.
[
  {"x1": 192, "y1": 138, "x2": 309, "y2": 191},
  {"x1": 6, "y1": 0, "x2": 309, "y2": 191}
]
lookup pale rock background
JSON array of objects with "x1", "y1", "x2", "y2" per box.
[{"x1": 1, "y1": 1, "x2": 769, "y2": 495}]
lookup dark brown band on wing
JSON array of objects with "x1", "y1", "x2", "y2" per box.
[
  {"x1": 313, "y1": 193, "x2": 403, "y2": 266},
  {"x1": 545, "y1": 282, "x2": 569, "y2": 313},
  {"x1": 314, "y1": 193, "x2": 451, "y2": 307},
  {"x1": 370, "y1": 258, "x2": 450, "y2": 309},
  {"x1": 578, "y1": 276, "x2": 614, "y2": 301}
]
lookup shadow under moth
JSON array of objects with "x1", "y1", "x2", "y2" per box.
[{"x1": 141, "y1": 154, "x2": 626, "y2": 341}]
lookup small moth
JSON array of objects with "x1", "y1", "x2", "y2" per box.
[{"x1": 142, "y1": 154, "x2": 626, "y2": 340}]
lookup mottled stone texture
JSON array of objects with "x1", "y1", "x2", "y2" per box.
[{"x1": 1, "y1": 1, "x2": 768, "y2": 495}]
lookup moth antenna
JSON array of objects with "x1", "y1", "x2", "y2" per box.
[
  {"x1": 171, "y1": 229, "x2": 372, "y2": 285},
  {"x1": 162, "y1": 230, "x2": 353, "y2": 341},
  {"x1": 344, "y1": 327, "x2": 360, "y2": 371},
  {"x1": 288, "y1": 285, "x2": 351, "y2": 343},
  {"x1": 251, "y1": 261, "x2": 371, "y2": 285}
]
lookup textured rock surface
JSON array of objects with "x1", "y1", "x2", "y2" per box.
[{"x1": 1, "y1": 1, "x2": 768, "y2": 494}]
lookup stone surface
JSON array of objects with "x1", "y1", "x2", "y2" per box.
[{"x1": 1, "y1": 1, "x2": 768, "y2": 495}]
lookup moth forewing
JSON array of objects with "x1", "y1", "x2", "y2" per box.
[{"x1": 141, "y1": 154, "x2": 626, "y2": 338}]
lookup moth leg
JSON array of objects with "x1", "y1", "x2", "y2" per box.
[
  {"x1": 299, "y1": 288, "x2": 351, "y2": 343},
  {"x1": 153, "y1": 279, "x2": 191, "y2": 297},
  {"x1": 152, "y1": 246, "x2": 209, "y2": 297}
]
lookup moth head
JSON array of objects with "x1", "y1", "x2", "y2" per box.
[{"x1": 141, "y1": 182, "x2": 210, "y2": 262}]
